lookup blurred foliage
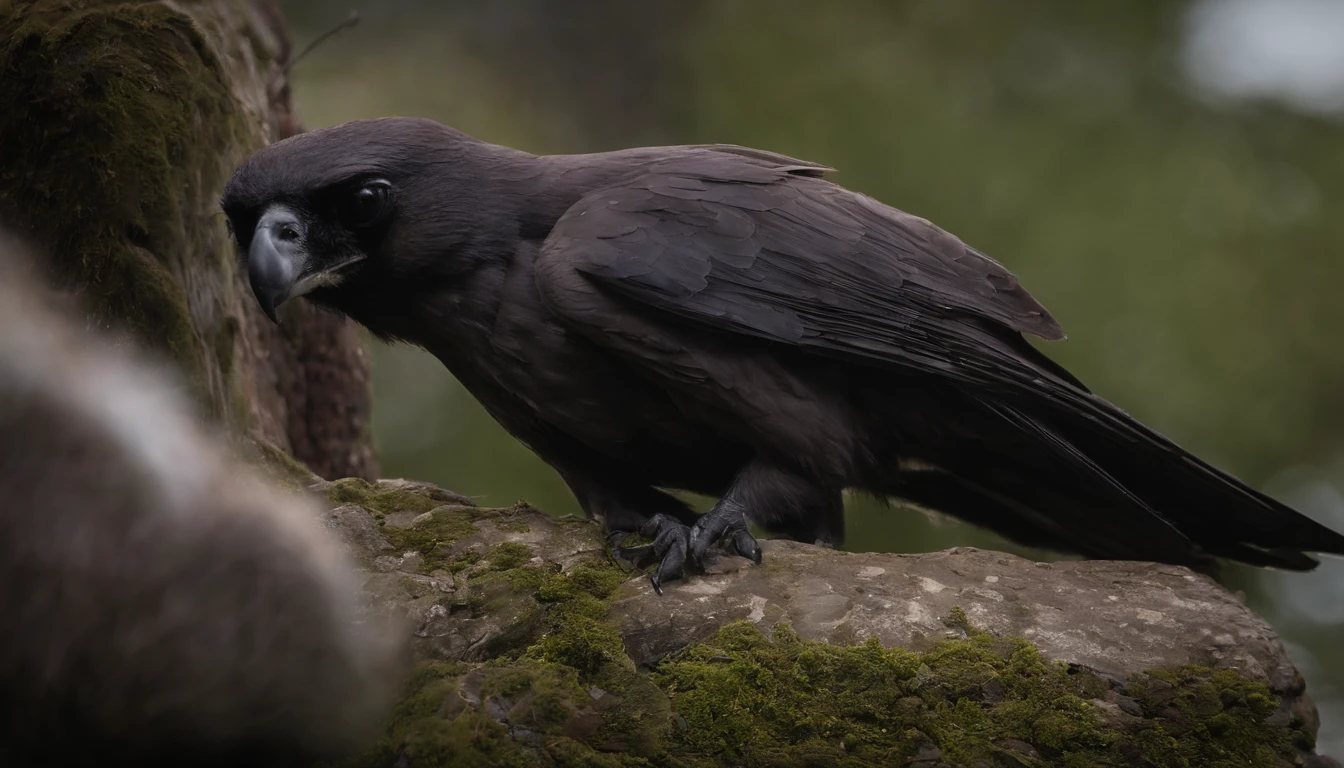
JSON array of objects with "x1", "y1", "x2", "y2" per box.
[{"x1": 282, "y1": 0, "x2": 1344, "y2": 755}]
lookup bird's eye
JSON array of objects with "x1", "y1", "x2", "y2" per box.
[{"x1": 340, "y1": 180, "x2": 392, "y2": 229}]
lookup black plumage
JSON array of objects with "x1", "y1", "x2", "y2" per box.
[{"x1": 222, "y1": 117, "x2": 1344, "y2": 591}]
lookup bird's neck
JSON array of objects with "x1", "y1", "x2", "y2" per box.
[
  {"x1": 313, "y1": 146, "x2": 543, "y2": 340},
  {"x1": 312, "y1": 146, "x2": 661, "y2": 352},
  {"x1": 313, "y1": 247, "x2": 514, "y2": 351}
]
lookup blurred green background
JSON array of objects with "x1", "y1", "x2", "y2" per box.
[{"x1": 281, "y1": 0, "x2": 1344, "y2": 756}]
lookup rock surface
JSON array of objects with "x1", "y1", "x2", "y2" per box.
[
  {"x1": 304, "y1": 475, "x2": 1338, "y2": 767},
  {"x1": 612, "y1": 544, "x2": 1301, "y2": 689}
]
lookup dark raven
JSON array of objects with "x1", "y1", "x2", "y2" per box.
[{"x1": 222, "y1": 117, "x2": 1344, "y2": 592}]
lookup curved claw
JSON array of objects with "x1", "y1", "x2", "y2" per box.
[
  {"x1": 611, "y1": 543, "x2": 655, "y2": 571},
  {"x1": 609, "y1": 505, "x2": 763, "y2": 595},
  {"x1": 610, "y1": 513, "x2": 689, "y2": 594},
  {"x1": 649, "y1": 535, "x2": 686, "y2": 595},
  {"x1": 688, "y1": 498, "x2": 761, "y2": 569},
  {"x1": 730, "y1": 529, "x2": 762, "y2": 564}
]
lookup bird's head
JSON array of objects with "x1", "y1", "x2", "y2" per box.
[{"x1": 220, "y1": 116, "x2": 505, "y2": 323}]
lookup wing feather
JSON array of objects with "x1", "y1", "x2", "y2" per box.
[
  {"x1": 541, "y1": 152, "x2": 1066, "y2": 396},
  {"x1": 535, "y1": 148, "x2": 1344, "y2": 564}
]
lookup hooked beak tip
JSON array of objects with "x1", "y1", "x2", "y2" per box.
[{"x1": 246, "y1": 204, "x2": 305, "y2": 324}]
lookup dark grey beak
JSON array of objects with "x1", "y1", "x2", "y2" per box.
[{"x1": 247, "y1": 205, "x2": 309, "y2": 323}]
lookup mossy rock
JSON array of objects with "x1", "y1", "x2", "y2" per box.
[
  {"x1": 348, "y1": 608, "x2": 1308, "y2": 767},
  {"x1": 315, "y1": 481, "x2": 1324, "y2": 767}
]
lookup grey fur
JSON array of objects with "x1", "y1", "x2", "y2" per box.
[{"x1": 0, "y1": 230, "x2": 406, "y2": 766}]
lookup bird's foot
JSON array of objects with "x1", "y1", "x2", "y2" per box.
[
  {"x1": 611, "y1": 513, "x2": 690, "y2": 595},
  {"x1": 611, "y1": 502, "x2": 761, "y2": 595},
  {"x1": 689, "y1": 498, "x2": 761, "y2": 568}
]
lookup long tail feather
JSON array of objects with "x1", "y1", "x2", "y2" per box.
[{"x1": 981, "y1": 390, "x2": 1343, "y2": 570}]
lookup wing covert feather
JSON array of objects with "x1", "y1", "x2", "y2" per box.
[{"x1": 537, "y1": 150, "x2": 1066, "y2": 396}]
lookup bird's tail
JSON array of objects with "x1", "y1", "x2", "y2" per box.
[
  {"x1": 878, "y1": 391, "x2": 1344, "y2": 572},
  {"x1": 1012, "y1": 391, "x2": 1344, "y2": 568}
]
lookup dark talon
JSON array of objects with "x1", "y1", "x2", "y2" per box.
[
  {"x1": 688, "y1": 498, "x2": 760, "y2": 569},
  {"x1": 609, "y1": 530, "x2": 655, "y2": 570},
  {"x1": 611, "y1": 506, "x2": 762, "y2": 593},
  {"x1": 612, "y1": 543, "x2": 655, "y2": 570},
  {"x1": 730, "y1": 529, "x2": 762, "y2": 564},
  {"x1": 609, "y1": 513, "x2": 690, "y2": 593}
]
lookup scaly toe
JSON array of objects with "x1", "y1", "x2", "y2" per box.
[{"x1": 730, "y1": 529, "x2": 762, "y2": 564}]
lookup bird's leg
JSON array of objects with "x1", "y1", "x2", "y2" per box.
[
  {"x1": 628, "y1": 462, "x2": 842, "y2": 592},
  {"x1": 553, "y1": 469, "x2": 698, "y2": 572},
  {"x1": 688, "y1": 461, "x2": 843, "y2": 568},
  {"x1": 559, "y1": 463, "x2": 838, "y2": 594},
  {"x1": 688, "y1": 498, "x2": 760, "y2": 568},
  {"x1": 614, "y1": 513, "x2": 692, "y2": 594},
  {"x1": 598, "y1": 488, "x2": 698, "y2": 551}
]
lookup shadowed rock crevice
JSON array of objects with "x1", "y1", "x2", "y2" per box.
[{"x1": 305, "y1": 476, "x2": 1338, "y2": 767}]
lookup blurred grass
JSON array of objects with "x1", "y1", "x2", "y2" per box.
[{"x1": 284, "y1": 0, "x2": 1344, "y2": 755}]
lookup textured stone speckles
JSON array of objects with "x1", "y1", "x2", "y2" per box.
[
  {"x1": 918, "y1": 576, "x2": 949, "y2": 593},
  {"x1": 313, "y1": 480, "x2": 1332, "y2": 765},
  {"x1": 608, "y1": 543, "x2": 1306, "y2": 687}
]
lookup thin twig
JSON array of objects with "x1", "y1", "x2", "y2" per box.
[{"x1": 282, "y1": 10, "x2": 360, "y2": 78}]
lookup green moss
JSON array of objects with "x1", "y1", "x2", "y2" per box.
[
  {"x1": 941, "y1": 605, "x2": 971, "y2": 633},
  {"x1": 346, "y1": 550, "x2": 1305, "y2": 767},
  {"x1": 483, "y1": 557, "x2": 631, "y2": 678},
  {"x1": 1125, "y1": 666, "x2": 1299, "y2": 767},
  {"x1": 539, "y1": 561, "x2": 627, "y2": 603},
  {"x1": 487, "y1": 542, "x2": 535, "y2": 571},
  {"x1": 323, "y1": 477, "x2": 458, "y2": 517},
  {"x1": 391, "y1": 713, "x2": 538, "y2": 768},
  {"x1": 445, "y1": 551, "x2": 483, "y2": 574},
  {"x1": 348, "y1": 657, "x2": 657, "y2": 768},
  {"x1": 449, "y1": 549, "x2": 631, "y2": 669},
  {"x1": 499, "y1": 566, "x2": 550, "y2": 593},
  {"x1": 343, "y1": 667, "x2": 540, "y2": 768},
  {"x1": 346, "y1": 555, "x2": 653, "y2": 767},
  {"x1": 496, "y1": 518, "x2": 534, "y2": 534},
  {"x1": 320, "y1": 486, "x2": 551, "y2": 579},
  {"x1": 648, "y1": 620, "x2": 1297, "y2": 767},
  {"x1": 543, "y1": 737, "x2": 631, "y2": 768},
  {"x1": 528, "y1": 597, "x2": 626, "y2": 677},
  {"x1": 381, "y1": 509, "x2": 481, "y2": 574}
]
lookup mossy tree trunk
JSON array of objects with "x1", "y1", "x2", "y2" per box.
[{"x1": 0, "y1": 0, "x2": 376, "y2": 479}]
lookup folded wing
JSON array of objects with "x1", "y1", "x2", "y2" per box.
[{"x1": 535, "y1": 148, "x2": 1344, "y2": 568}]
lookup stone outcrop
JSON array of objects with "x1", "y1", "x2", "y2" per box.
[{"x1": 306, "y1": 474, "x2": 1340, "y2": 767}]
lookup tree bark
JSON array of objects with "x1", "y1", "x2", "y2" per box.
[{"x1": 0, "y1": 0, "x2": 376, "y2": 479}]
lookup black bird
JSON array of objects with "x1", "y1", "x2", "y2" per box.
[{"x1": 222, "y1": 117, "x2": 1344, "y2": 592}]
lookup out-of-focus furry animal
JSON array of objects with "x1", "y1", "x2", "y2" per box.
[{"x1": 0, "y1": 229, "x2": 406, "y2": 767}]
